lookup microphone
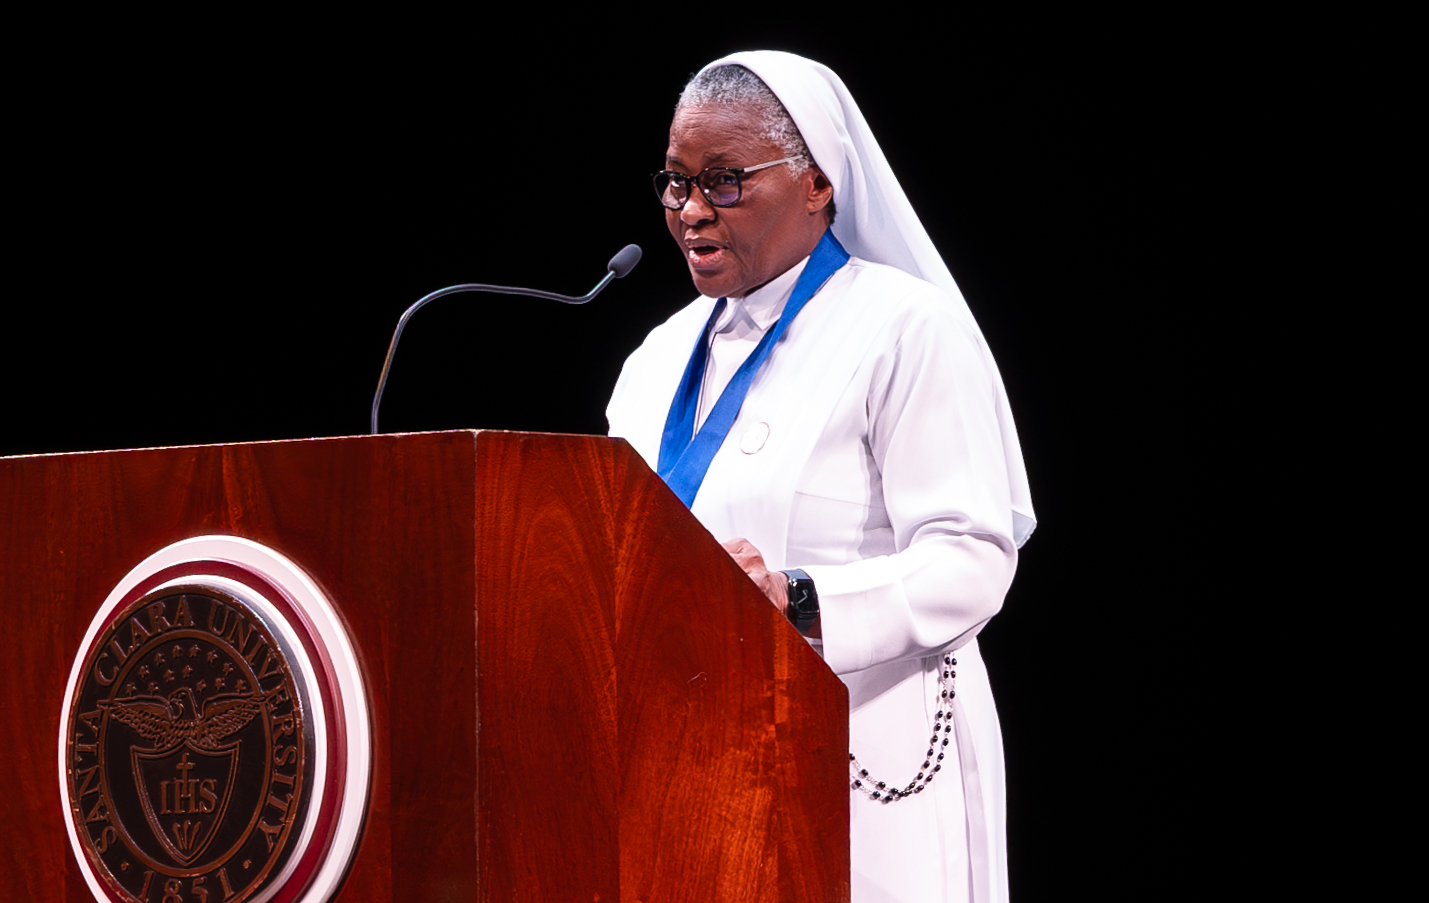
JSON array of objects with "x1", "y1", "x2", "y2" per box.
[
  {"x1": 370, "y1": 244, "x2": 642, "y2": 434},
  {"x1": 608, "y1": 243, "x2": 642, "y2": 278}
]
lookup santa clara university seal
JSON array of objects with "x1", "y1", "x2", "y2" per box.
[{"x1": 60, "y1": 537, "x2": 371, "y2": 903}]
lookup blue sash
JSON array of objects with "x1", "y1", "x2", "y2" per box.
[{"x1": 657, "y1": 231, "x2": 850, "y2": 507}]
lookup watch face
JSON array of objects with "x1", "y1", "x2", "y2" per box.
[{"x1": 789, "y1": 583, "x2": 816, "y2": 617}]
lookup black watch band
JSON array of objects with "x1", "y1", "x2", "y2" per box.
[{"x1": 780, "y1": 568, "x2": 819, "y2": 634}]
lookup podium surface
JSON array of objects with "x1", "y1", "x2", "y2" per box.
[{"x1": 1, "y1": 431, "x2": 849, "y2": 902}]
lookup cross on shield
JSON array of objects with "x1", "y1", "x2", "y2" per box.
[{"x1": 132, "y1": 740, "x2": 239, "y2": 866}]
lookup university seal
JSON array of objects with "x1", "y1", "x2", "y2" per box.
[{"x1": 60, "y1": 538, "x2": 371, "y2": 903}]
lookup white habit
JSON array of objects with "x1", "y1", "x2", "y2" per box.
[{"x1": 610, "y1": 50, "x2": 1035, "y2": 903}]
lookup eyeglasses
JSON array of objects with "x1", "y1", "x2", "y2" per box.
[{"x1": 653, "y1": 157, "x2": 798, "y2": 210}]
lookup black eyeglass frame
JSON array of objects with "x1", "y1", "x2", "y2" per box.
[{"x1": 653, "y1": 156, "x2": 799, "y2": 210}]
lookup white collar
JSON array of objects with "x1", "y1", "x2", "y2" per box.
[{"x1": 717, "y1": 254, "x2": 810, "y2": 334}]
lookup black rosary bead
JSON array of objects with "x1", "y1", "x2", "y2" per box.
[{"x1": 849, "y1": 649, "x2": 960, "y2": 804}]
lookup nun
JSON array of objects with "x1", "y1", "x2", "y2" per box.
[{"x1": 608, "y1": 51, "x2": 1035, "y2": 903}]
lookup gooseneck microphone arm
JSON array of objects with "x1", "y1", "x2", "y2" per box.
[{"x1": 370, "y1": 244, "x2": 642, "y2": 435}]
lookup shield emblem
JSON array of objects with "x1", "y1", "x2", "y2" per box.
[{"x1": 132, "y1": 740, "x2": 239, "y2": 866}]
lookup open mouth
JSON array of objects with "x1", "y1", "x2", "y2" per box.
[{"x1": 688, "y1": 245, "x2": 725, "y2": 267}]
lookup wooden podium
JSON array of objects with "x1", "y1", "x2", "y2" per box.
[{"x1": 0, "y1": 431, "x2": 850, "y2": 902}]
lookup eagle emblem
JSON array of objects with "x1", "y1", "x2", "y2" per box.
[{"x1": 101, "y1": 687, "x2": 264, "y2": 751}]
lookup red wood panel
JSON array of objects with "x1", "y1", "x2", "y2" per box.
[
  {"x1": 1, "y1": 432, "x2": 483, "y2": 900},
  {"x1": 474, "y1": 432, "x2": 849, "y2": 903},
  {"x1": 3, "y1": 431, "x2": 848, "y2": 902},
  {"x1": 473, "y1": 432, "x2": 621, "y2": 901}
]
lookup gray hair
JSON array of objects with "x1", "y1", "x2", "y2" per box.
[
  {"x1": 676, "y1": 64, "x2": 834, "y2": 224},
  {"x1": 677, "y1": 65, "x2": 814, "y2": 177}
]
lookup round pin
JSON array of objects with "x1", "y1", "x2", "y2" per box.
[{"x1": 740, "y1": 422, "x2": 771, "y2": 454}]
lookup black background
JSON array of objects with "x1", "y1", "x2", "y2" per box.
[{"x1": 8, "y1": 15, "x2": 1223, "y2": 898}]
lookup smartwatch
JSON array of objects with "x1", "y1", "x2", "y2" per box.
[{"x1": 780, "y1": 568, "x2": 819, "y2": 634}]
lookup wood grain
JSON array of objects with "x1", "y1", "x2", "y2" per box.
[
  {"x1": 1, "y1": 431, "x2": 848, "y2": 902},
  {"x1": 474, "y1": 432, "x2": 849, "y2": 903}
]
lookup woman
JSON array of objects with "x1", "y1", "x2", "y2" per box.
[{"x1": 608, "y1": 51, "x2": 1035, "y2": 903}]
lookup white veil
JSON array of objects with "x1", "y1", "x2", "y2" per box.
[{"x1": 698, "y1": 51, "x2": 1037, "y2": 546}]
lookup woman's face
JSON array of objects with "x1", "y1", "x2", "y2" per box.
[{"x1": 664, "y1": 104, "x2": 831, "y2": 299}]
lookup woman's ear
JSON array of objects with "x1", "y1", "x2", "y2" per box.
[{"x1": 806, "y1": 168, "x2": 834, "y2": 216}]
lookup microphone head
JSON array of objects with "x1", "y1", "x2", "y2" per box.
[{"x1": 607, "y1": 244, "x2": 642, "y2": 278}]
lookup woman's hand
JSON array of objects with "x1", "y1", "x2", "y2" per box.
[{"x1": 721, "y1": 538, "x2": 789, "y2": 616}]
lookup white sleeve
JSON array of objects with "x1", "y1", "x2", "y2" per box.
[{"x1": 801, "y1": 300, "x2": 1019, "y2": 676}]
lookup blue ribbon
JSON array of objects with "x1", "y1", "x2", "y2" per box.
[{"x1": 657, "y1": 231, "x2": 850, "y2": 507}]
